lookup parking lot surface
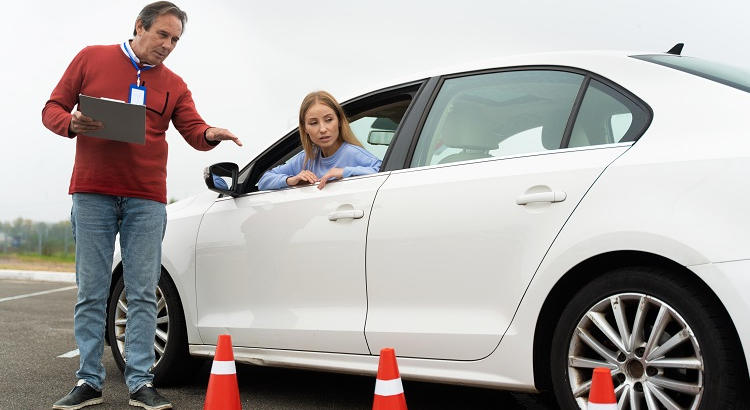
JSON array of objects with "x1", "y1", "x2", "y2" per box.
[{"x1": 0, "y1": 279, "x2": 556, "y2": 409}]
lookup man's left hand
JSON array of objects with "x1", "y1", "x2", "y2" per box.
[{"x1": 206, "y1": 127, "x2": 243, "y2": 146}]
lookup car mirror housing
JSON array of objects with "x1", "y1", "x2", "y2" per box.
[{"x1": 204, "y1": 162, "x2": 239, "y2": 197}]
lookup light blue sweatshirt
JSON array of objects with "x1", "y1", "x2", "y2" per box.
[{"x1": 257, "y1": 142, "x2": 383, "y2": 190}]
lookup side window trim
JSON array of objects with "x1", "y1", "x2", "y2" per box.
[
  {"x1": 381, "y1": 77, "x2": 440, "y2": 171},
  {"x1": 560, "y1": 76, "x2": 592, "y2": 149},
  {"x1": 403, "y1": 76, "x2": 447, "y2": 169},
  {"x1": 344, "y1": 83, "x2": 422, "y2": 166},
  {"x1": 390, "y1": 142, "x2": 633, "y2": 176}
]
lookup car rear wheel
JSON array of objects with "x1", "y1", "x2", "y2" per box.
[
  {"x1": 550, "y1": 266, "x2": 744, "y2": 409},
  {"x1": 106, "y1": 270, "x2": 191, "y2": 385}
]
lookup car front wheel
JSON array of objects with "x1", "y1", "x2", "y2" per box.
[
  {"x1": 106, "y1": 270, "x2": 191, "y2": 385},
  {"x1": 550, "y1": 266, "x2": 745, "y2": 409}
]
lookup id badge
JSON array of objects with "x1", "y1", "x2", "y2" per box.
[{"x1": 129, "y1": 84, "x2": 147, "y2": 105}]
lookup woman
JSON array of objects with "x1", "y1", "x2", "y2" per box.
[{"x1": 258, "y1": 91, "x2": 382, "y2": 191}]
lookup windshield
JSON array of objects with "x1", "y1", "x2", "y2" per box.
[{"x1": 632, "y1": 54, "x2": 750, "y2": 93}]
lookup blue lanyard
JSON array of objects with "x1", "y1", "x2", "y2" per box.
[{"x1": 123, "y1": 42, "x2": 154, "y2": 86}]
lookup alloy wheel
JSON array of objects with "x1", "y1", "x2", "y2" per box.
[
  {"x1": 567, "y1": 293, "x2": 703, "y2": 409},
  {"x1": 112, "y1": 285, "x2": 170, "y2": 369}
]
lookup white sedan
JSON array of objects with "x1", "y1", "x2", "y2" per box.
[{"x1": 107, "y1": 45, "x2": 750, "y2": 409}]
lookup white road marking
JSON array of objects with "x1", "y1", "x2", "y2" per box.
[
  {"x1": 0, "y1": 285, "x2": 77, "y2": 303},
  {"x1": 58, "y1": 349, "x2": 80, "y2": 358},
  {"x1": 0, "y1": 269, "x2": 75, "y2": 283}
]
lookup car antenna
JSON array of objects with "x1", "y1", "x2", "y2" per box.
[{"x1": 666, "y1": 43, "x2": 684, "y2": 55}]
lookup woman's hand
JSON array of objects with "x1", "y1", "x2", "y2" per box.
[
  {"x1": 287, "y1": 170, "x2": 318, "y2": 186},
  {"x1": 317, "y1": 168, "x2": 344, "y2": 189}
]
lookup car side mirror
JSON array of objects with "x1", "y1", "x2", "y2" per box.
[
  {"x1": 204, "y1": 162, "x2": 239, "y2": 197},
  {"x1": 368, "y1": 130, "x2": 395, "y2": 146}
]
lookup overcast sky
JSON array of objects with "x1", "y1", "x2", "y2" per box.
[{"x1": 2, "y1": 0, "x2": 748, "y2": 222}]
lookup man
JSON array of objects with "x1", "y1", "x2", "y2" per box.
[{"x1": 42, "y1": 2, "x2": 242, "y2": 409}]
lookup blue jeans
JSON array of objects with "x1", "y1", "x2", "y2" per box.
[{"x1": 71, "y1": 193, "x2": 166, "y2": 393}]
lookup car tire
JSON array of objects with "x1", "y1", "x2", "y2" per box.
[
  {"x1": 550, "y1": 266, "x2": 744, "y2": 409},
  {"x1": 106, "y1": 270, "x2": 192, "y2": 385}
]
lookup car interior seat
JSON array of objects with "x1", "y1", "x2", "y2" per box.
[
  {"x1": 568, "y1": 125, "x2": 591, "y2": 147},
  {"x1": 541, "y1": 110, "x2": 571, "y2": 150},
  {"x1": 437, "y1": 104, "x2": 499, "y2": 164}
]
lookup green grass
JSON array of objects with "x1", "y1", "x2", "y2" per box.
[{"x1": 6, "y1": 252, "x2": 75, "y2": 263}]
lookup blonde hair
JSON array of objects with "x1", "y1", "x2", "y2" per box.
[{"x1": 298, "y1": 91, "x2": 362, "y2": 168}]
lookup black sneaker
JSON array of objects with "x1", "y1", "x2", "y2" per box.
[
  {"x1": 128, "y1": 383, "x2": 172, "y2": 409},
  {"x1": 52, "y1": 380, "x2": 103, "y2": 409}
]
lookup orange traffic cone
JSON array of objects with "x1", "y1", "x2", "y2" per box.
[
  {"x1": 588, "y1": 367, "x2": 617, "y2": 409},
  {"x1": 204, "y1": 334, "x2": 241, "y2": 410},
  {"x1": 372, "y1": 347, "x2": 407, "y2": 410}
]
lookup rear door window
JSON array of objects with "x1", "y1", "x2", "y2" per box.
[{"x1": 410, "y1": 70, "x2": 584, "y2": 167}]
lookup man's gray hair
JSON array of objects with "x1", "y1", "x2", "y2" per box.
[{"x1": 133, "y1": 1, "x2": 187, "y2": 36}]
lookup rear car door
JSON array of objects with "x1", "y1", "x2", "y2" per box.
[{"x1": 365, "y1": 69, "x2": 650, "y2": 360}]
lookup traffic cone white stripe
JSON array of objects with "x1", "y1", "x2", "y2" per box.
[
  {"x1": 374, "y1": 378, "x2": 404, "y2": 396},
  {"x1": 587, "y1": 403, "x2": 617, "y2": 409},
  {"x1": 210, "y1": 360, "x2": 237, "y2": 375}
]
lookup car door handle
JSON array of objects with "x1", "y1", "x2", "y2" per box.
[
  {"x1": 328, "y1": 210, "x2": 365, "y2": 221},
  {"x1": 516, "y1": 191, "x2": 567, "y2": 205}
]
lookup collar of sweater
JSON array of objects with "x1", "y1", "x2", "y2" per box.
[
  {"x1": 121, "y1": 40, "x2": 156, "y2": 68},
  {"x1": 317, "y1": 142, "x2": 351, "y2": 164}
]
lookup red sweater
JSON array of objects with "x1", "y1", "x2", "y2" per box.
[{"x1": 42, "y1": 44, "x2": 216, "y2": 203}]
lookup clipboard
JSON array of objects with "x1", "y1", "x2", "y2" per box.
[{"x1": 78, "y1": 94, "x2": 146, "y2": 144}]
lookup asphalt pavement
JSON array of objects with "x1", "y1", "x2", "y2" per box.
[{"x1": 0, "y1": 278, "x2": 557, "y2": 409}]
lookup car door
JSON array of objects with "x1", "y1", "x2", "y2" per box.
[
  {"x1": 364, "y1": 69, "x2": 650, "y2": 360},
  {"x1": 193, "y1": 84, "x2": 421, "y2": 353}
]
